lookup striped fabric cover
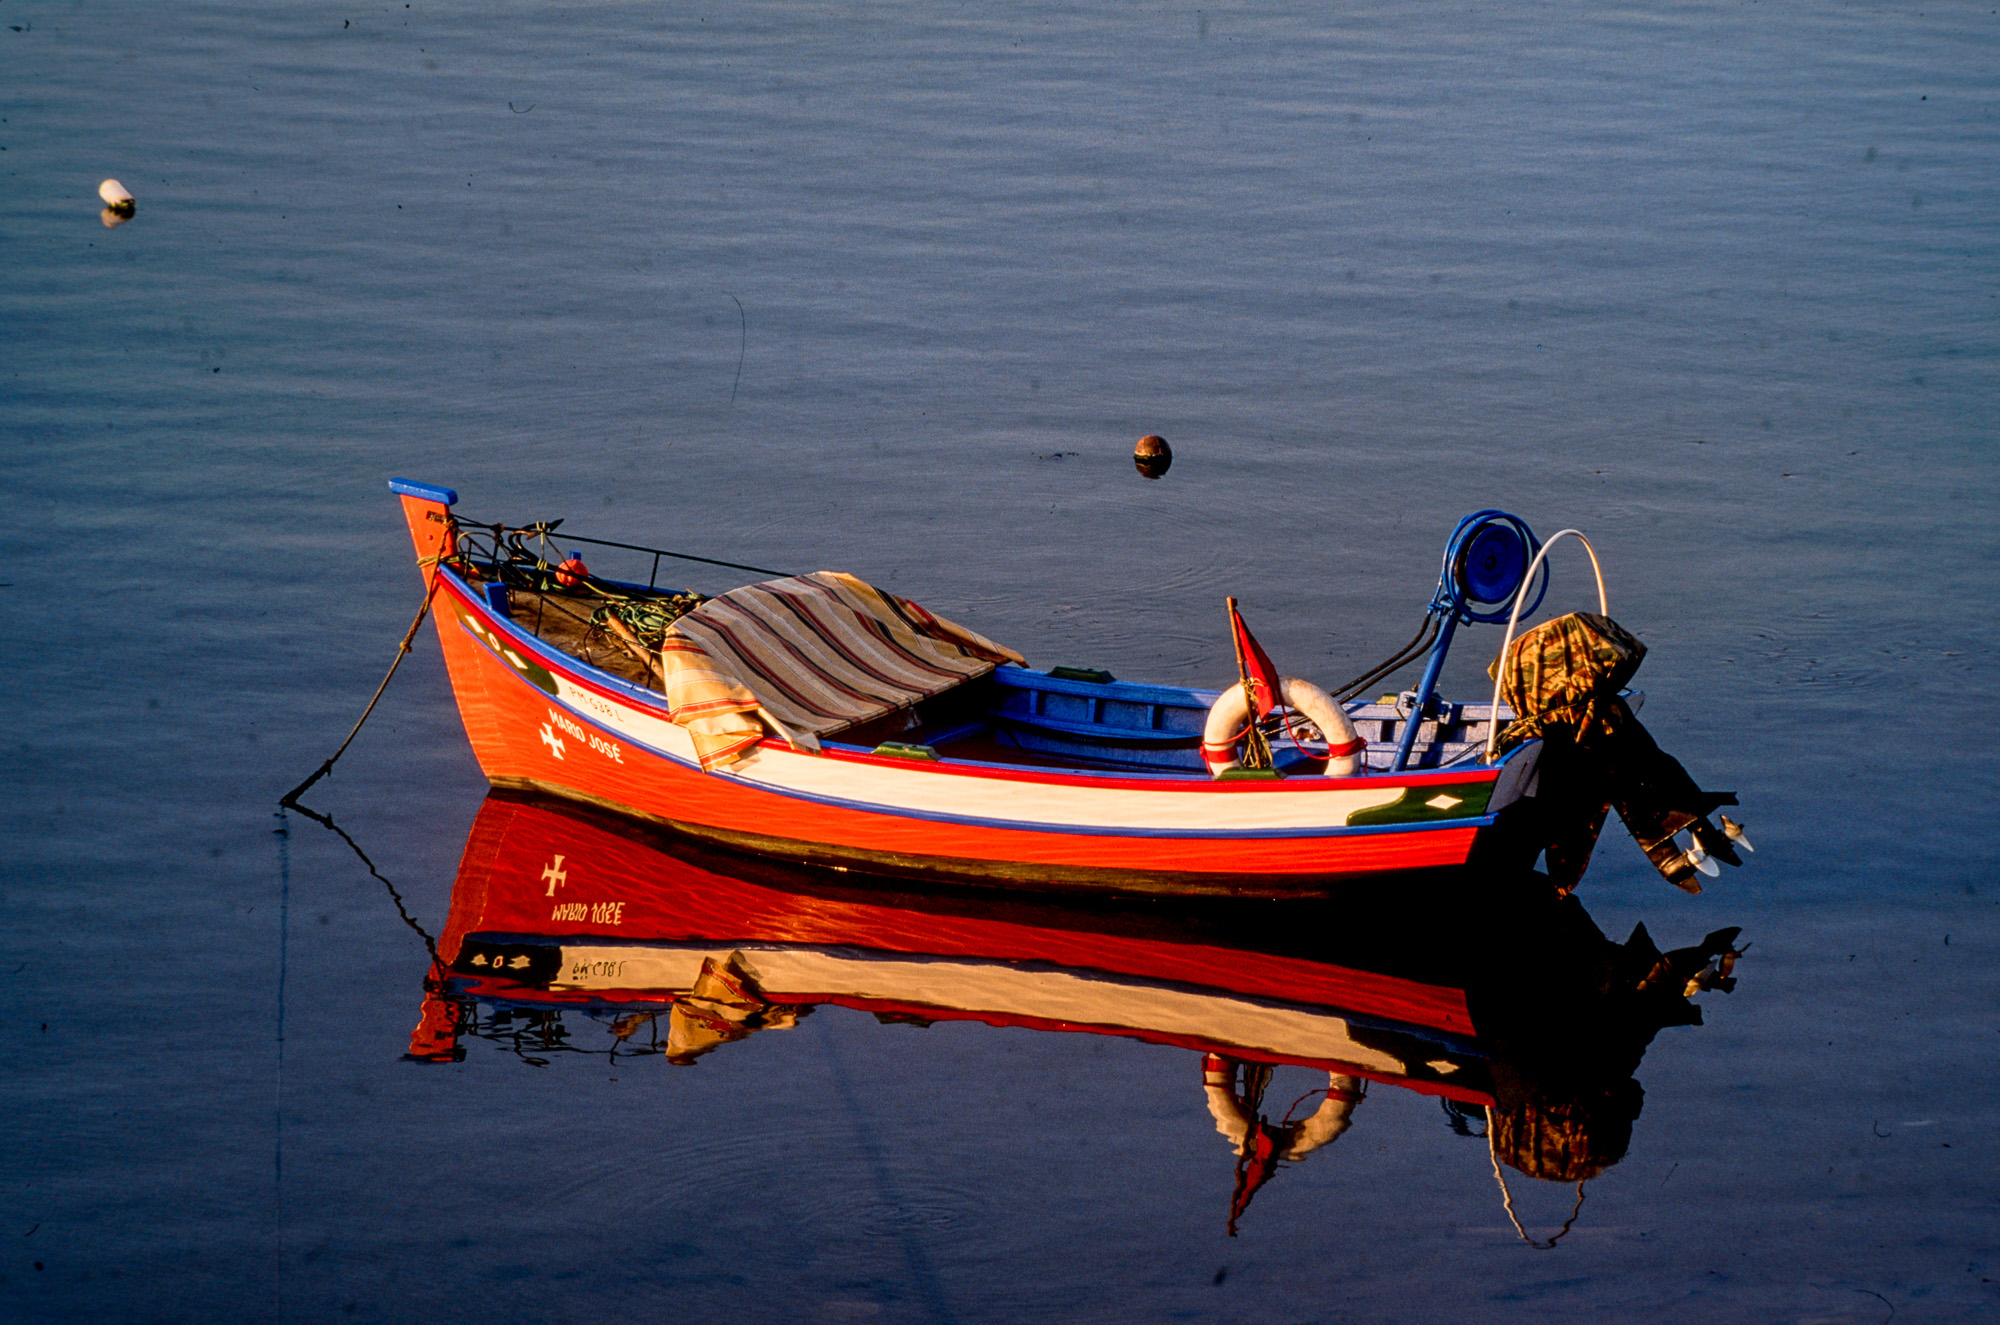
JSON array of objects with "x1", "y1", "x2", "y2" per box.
[{"x1": 659, "y1": 572, "x2": 1026, "y2": 770}]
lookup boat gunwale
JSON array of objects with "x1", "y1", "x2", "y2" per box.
[{"x1": 440, "y1": 567, "x2": 1520, "y2": 798}]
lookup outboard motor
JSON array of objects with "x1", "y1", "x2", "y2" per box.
[{"x1": 1387, "y1": 511, "x2": 1750, "y2": 893}]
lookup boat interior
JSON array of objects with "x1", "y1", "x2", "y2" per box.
[{"x1": 453, "y1": 561, "x2": 1510, "y2": 777}]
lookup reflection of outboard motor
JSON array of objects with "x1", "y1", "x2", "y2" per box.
[
  {"x1": 1467, "y1": 890, "x2": 1744, "y2": 1241},
  {"x1": 1202, "y1": 1054, "x2": 1363, "y2": 1236},
  {"x1": 1492, "y1": 613, "x2": 1743, "y2": 894}
]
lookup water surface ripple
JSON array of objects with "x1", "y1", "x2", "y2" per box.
[{"x1": 2, "y1": 1, "x2": 1996, "y2": 1321}]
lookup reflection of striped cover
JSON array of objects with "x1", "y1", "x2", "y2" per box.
[{"x1": 659, "y1": 572, "x2": 1025, "y2": 770}]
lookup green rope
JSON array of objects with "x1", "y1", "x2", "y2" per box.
[{"x1": 590, "y1": 592, "x2": 705, "y2": 647}]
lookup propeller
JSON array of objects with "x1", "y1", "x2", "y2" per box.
[
  {"x1": 1720, "y1": 815, "x2": 1755, "y2": 854},
  {"x1": 1686, "y1": 840, "x2": 1722, "y2": 878}
]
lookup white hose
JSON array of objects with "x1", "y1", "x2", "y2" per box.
[{"x1": 1483, "y1": 529, "x2": 1608, "y2": 762}]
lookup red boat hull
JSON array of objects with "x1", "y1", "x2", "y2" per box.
[{"x1": 402, "y1": 488, "x2": 1506, "y2": 897}]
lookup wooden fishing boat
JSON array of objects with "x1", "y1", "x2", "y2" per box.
[{"x1": 391, "y1": 478, "x2": 1571, "y2": 897}]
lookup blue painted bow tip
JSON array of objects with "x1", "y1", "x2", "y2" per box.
[{"x1": 387, "y1": 478, "x2": 458, "y2": 506}]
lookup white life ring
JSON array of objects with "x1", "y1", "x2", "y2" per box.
[
  {"x1": 1202, "y1": 1056, "x2": 1364, "y2": 1160},
  {"x1": 1201, "y1": 677, "x2": 1365, "y2": 778}
]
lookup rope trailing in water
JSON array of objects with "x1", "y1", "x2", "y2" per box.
[
  {"x1": 278, "y1": 564, "x2": 444, "y2": 809},
  {"x1": 280, "y1": 801, "x2": 441, "y2": 963}
]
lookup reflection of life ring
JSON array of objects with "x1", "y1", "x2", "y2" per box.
[
  {"x1": 1202, "y1": 1054, "x2": 1364, "y2": 1159},
  {"x1": 1200, "y1": 677, "x2": 1365, "y2": 778}
]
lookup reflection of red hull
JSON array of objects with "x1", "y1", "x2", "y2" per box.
[
  {"x1": 420, "y1": 792, "x2": 1491, "y2": 1104},
  {"x1": 396, "y1": 485, "x2": 1522, "y2": 897}
]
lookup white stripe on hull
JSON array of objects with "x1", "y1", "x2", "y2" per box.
[
  {"x1": 550, "y1": 944, "x2": 1472, "y2": 1076},
  {"x1": 724, "y1": 743, "x2": 1410, "y2": 831}
]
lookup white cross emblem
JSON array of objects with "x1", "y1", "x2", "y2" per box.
[
  {"x1": 542, "y1": 854, "x2": 568, "y2": 896},
  {"x1": 539, "y1": 723, "x2": 566, "y2": 759}
]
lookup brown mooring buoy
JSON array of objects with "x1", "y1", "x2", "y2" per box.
[{"x1": 1134, "y1": 433, "x2": 1172, "y2": 479}]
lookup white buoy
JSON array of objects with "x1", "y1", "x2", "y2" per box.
[{"x1": 98, "y1": 178, "x2": 135, "y2": 217}]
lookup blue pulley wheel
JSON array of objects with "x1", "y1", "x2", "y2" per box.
[
  {"x1": 1460, "y1": 523, "x2": 1528, "y2": 606},
  {"x1": 1438, "y1": 510, "x2": 1546, "y2": 624}
]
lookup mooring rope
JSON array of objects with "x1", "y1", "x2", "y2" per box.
[
  {"x1": 280, "y1": 801, "x2": 441, "y2": 963},
  {"x1": 270, "y1": 810, "x2": 290, "y2": 1320},
  {"x1": 278, "y1": 563, "x2": 444, "y2": 809}
]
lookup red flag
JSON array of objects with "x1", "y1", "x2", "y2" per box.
[
  {"x1": 1226, "y1": 1121, "x2": 1281, "y2": 1237},
  {"x1": 1228, "y1": 598, "x2": 1283, "y2": 720}
]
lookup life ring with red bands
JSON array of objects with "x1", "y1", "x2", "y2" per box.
[{"x1": 1200, "y1": 677, "x2": 1365, "y2": 778}]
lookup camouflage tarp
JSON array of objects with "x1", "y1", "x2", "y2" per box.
[{"x1": 1491, "y1": 612, "x2": 1647, "y2": 754}]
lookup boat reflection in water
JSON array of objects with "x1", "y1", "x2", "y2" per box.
[{"x1": 408, "y1": 792, "x2": 1744, "y2": 1238}]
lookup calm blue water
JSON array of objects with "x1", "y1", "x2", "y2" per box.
[{"x1": 4, "y1": 1, "x2": 1997, "y2": 1320}]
